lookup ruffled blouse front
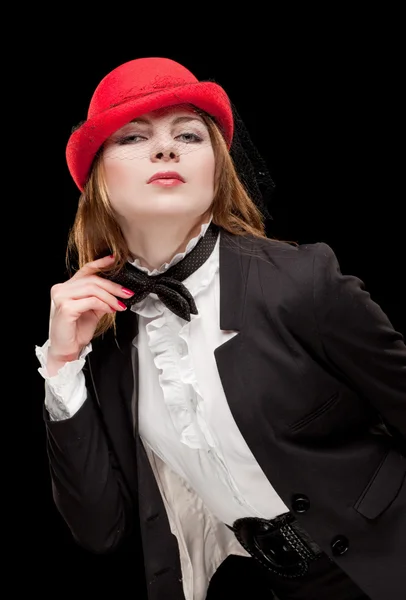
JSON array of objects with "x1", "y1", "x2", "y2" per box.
[{"x1": 129, "y1": 218, "x2": 219, "y2": 450}]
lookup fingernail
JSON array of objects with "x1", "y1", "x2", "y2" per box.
[
  {"x1": 117, "y1": 301, "x2": 127, "y2": 310},
  {"x1": 121, "y1": 287, "x2": 134, "y2": 295}
]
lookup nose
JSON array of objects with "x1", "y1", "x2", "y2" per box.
[{"x1": 151, "y1": 142, "x2": 180, "y2": 163}]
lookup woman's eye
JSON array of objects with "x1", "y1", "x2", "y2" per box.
[
  {"x1": 176, "y1": 132, "x2": 203, "y2": 143},
  {"x1": 115, "y1": 132, "x2": 203, "y2": 145},
  {"x1": 117, "y1": 134, "x2": 146, "y2": 145}
]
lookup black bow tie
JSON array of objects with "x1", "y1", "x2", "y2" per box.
[{"x1": 103, "y1": 222, "x2": 220, "y2": 321}]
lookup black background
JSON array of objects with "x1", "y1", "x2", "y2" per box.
[{"x1": 28, "y1": 23, "x2": 404, "y2": 596}]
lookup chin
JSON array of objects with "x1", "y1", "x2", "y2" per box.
[{"x1": 149, "y1": 198, "x2": 207, "y2": 215}]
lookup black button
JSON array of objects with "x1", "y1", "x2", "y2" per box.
[
  {"x1": 331, "y1": 535, "x2": 349, "y2": 556},
  {"x1": 291, "y1": 494, "x2": 310, "y2": 513}
]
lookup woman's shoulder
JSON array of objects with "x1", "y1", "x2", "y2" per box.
[
  {"x1": 245, "y1": 236, "x2": 344, "y2": 320},
  {"x1": 242, "y1": 234, "x2": 337, "y2": 275}
]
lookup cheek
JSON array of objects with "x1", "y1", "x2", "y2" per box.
[
  {"x1": 102, "y1": 155, "x2": 143, "y2": 193},
  {"x1": 193, "y1": 149, "x2": 216, "y2": 191}
]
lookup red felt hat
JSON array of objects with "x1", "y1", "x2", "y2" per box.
[{"x1": 66, "y1": 57, "x2": 234, "y2": 191}]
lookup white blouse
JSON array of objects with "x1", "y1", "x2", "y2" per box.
[{"x1": 131, "y1": 218, "x2": 288, "y2": 526}]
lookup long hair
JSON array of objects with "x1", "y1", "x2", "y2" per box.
[{"x1": 66, "y1": 112, "x2": 272, "y2": 337}]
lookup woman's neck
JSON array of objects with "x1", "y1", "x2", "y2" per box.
[{"x1": 125, "y1": 212, "x2": 212, "y2": 272}]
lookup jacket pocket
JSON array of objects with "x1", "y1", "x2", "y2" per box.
[
  {"x1": 353, "y1": 449, "x2": 406, "y2": 520},
  {"x1": 289, "y1": 392, "x2": 340, "y2": 432}
]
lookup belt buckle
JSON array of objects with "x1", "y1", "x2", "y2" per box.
[{"x1": 232, "y1": 516, "x2": 309, "y2": 579}]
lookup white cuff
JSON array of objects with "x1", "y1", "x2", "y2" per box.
[{"x1": 35, "y1": 340, "x2": 92, "y2": 420}]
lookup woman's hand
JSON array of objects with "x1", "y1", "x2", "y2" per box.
[{"x1": 47, "y1": 255, "x2": 133, "y2": 372}]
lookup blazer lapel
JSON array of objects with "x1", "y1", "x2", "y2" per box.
[
  {"x1": 218, "y1": 229, "x2": 253, "y2": 331},
  {"x1": 214, "y1": 229, "x2": 255, "y2": 434}
]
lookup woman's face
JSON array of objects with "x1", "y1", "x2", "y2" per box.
[{"x1": 102, "y1": 106, "x2": 215, "y2": 224}]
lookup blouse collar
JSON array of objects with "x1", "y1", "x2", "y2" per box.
[{"x1": 127, "y1": 215, "x2": 213, "y2": 276}]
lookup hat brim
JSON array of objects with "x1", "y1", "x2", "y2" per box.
[{"x1": 66, "y1": 81, "x2": 233, "y2": 191}]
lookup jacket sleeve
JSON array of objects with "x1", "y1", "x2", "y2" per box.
[
  {"x1": 313, "y1": 242, "x2": 406, "y2": 439},
  {"x1": 44, "y1": 388, "x2": 134, "y2": 553}
]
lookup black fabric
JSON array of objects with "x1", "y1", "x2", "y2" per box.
[
  {"x1": 102, "y1": 221, "x2": 219, "y2": 321},
  {"x1": 220, "y1": 513, "x2": 370, "y2": 599},
  {"x1": 228, "y1": 100, "x2": 275, "y2": 223},
  {"x1": 48, "y1": 233, "x2": 406, "y2": 600},
  {"x1": 205, "y1": 554, "x2": 370, "y2": 600}
]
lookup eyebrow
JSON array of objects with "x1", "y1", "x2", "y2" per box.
[{"x1": 129, "y1": 116, "x2": 205, "y2": 126}]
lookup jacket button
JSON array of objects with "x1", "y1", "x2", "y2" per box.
[
  {"x1": 331, "y1": 535, "x2": 349, "y2": 556},
  {"x1": 291, "y1": 494, "x2": 310, "y2": 513}
]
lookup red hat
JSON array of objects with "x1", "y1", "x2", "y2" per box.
[{"x1": 66, "y1": 57, "x2": 234, "y2": 191}]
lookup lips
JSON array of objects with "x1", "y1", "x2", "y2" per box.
[{"x1": 147, "y1": 171, "x2": 185, "y2": 184}]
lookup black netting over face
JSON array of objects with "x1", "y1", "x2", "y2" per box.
[
  {"x1": 70, "y1": 89, "x2": 276, "y2": 223},
  {"x1": 228, "y1": 101, "x2": 275, "y2": 222}
]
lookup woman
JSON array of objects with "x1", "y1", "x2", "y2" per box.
[{"x1": 35, "y1": 57, "x2": 406, "y2": 600}]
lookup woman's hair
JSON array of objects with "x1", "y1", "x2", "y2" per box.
[{"x1": 66, "y1": 109, "x2": 274, "y2": 337}]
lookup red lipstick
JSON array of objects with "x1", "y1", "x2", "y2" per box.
[{"x1": 147, "y1": 171, "x2": 185, "y2": 186}]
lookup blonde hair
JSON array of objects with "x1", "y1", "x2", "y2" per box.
[{"x1": 66, "y1": 112, "x2": 273, "y2": 337}]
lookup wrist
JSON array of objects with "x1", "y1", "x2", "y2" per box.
[{"x1": 48, "y1": 347, "x2": 80, "y2": 368}]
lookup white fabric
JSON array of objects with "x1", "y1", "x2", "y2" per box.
[
  {"x1": 35, "y1": 340, "x2": 91, "y2": 421},
  {"x1": 35, "y1": 217, "x2": 289, "y2": 599},
  {"x1": 144, "y1": 445, "x2": 250, "y2": 600}
]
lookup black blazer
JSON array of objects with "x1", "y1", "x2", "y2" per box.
[{"x1": 43, "y1": 230, "x2": 406, "y2": 600}]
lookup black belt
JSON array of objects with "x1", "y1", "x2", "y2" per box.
[{"x1": 227, "y1": 512, "x2": 324, "y2": 579}]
